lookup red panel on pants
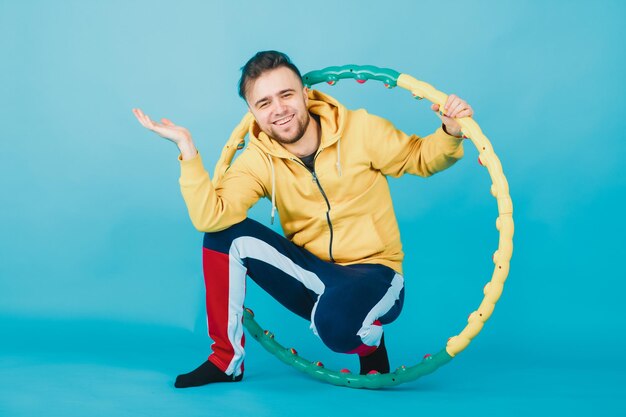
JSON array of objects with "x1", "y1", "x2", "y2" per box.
[{"x1": 202, "y1": 247, "x2": 245, "y2": 373}]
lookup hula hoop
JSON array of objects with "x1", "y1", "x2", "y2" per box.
[{"x1": 223, "y1": 65, "x2": 514, "y2": 389}]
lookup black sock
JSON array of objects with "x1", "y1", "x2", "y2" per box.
[
  {"x1": 174, "y1": 359, "x2": 243, "y2": 388},
  {"x1": 358, "y1": 335, "x2": 390, "y2": 375}
]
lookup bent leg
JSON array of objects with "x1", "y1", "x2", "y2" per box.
[
  {"x1": 201, "y1": 218, "x2": 330, "y2": 377},
  {"x1": 312, "y1": 263, "x2": 405, "y2": 373}
]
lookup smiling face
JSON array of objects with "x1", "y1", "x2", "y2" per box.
[{"x1": 245, "y1": 66, "x2": 311, "y2": 145}]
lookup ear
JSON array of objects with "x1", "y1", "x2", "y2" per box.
[{"x1": 303, "y1": 86, "x2": 310, "y2": 106}]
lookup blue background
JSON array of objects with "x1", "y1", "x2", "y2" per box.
[{"x1": 1, "y1": 0, "x2": 625, "y2": 416}]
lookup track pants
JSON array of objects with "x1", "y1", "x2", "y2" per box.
[{"x1": 202, "y1": 218, "x2": 405, "y2": 377}]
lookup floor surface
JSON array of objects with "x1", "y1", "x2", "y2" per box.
[{"x1": 1, "y1": 317, "x2": 623, "y2": 417}]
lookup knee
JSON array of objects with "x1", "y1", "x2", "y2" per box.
[{"x1": 313, "y1": 311, "x2": 361, "y2": 353}]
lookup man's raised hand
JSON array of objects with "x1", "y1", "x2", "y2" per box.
[
  {"x1": 132, "y1": 108, "x2": 198, "y2": 159},
  {"x1": 430, "y1": 94, "x2": 473, "y2": 138}
]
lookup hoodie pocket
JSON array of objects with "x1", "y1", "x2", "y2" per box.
[{"x1": 332, "y1": 214, "x2": 385, "y2": 263}]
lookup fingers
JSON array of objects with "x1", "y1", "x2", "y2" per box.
[
  {"x1": 144, "y1": 113, "x2": 158, "y2": 128},
  {"x1": 444, "y1": 94, "x2": 459, "y2": 116},
  {"x1": 443, "y1": 95, "x2": 473, "y2": 118},
  {"x1": 455, "y1": 107, "x2": 473, "y2": 118},
  {"x1": 431, "y1": 103, "x2": 454, "y2": 125},
  {"x1": 448, "y1": 100, "x2": 465, "y2": 118},
  {"x1": 132, "y1": 108, "x2": 167, "y2": 132},
  {"x1": 444, "y1": 95, "x2": 463, "y2": 117},
  {"x1": 431, "y1": 96, "x2": 473, "y2": 119},
  {"x1": 161, "y1": 118, "x2": 175, "y2": 127},
  {"x1": 132, "y1": 108, "x2": 152, "y2": 129}
]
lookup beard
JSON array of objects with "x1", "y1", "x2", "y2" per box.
[{"x1": 266, "y1": 112, "x2": 310, "y2": 145}]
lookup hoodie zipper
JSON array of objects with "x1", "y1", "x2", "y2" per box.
[{"x1": 291, "y1": 154, "x2": 335, "y2": 262}]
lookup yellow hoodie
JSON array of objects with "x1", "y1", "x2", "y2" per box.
[{"x1": 179, "y1": 90, "x2": 464, "y2": 274}]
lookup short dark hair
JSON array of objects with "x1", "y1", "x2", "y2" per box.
[{"x1": 238, "y1": 50, "x2": 303, "y2": 101}]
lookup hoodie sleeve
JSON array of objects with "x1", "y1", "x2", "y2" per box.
[
  {"x1": 178, "y1": 150, "x2": 268, "y2": 232},
  {"x1": 363, "y1": 111, "x2": 464, "y2": 178}
]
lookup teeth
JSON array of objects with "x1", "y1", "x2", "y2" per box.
[{"x1": 274, "y1": 114, "x2": 294, "y2": 125}]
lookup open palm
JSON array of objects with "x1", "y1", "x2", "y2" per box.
[{"x1": 132, "y1": 108, "x2": 191, "y2": 145}]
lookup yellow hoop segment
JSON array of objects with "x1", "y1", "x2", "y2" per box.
[{"x1": 397, "y1": 73, "x2": 514, "y2": 356}]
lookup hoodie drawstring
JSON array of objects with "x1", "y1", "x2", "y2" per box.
[
  {"x1": 267, "y1": 154, "x2": 277, "y2": 225},
  {"x1": 335, "y1": 137, "x2": 342, "y2": 177}
]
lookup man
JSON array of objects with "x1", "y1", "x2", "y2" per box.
[{"x1": 132, "y1": 51, "x2": 473, "y2": 388}]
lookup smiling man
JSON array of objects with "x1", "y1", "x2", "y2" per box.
[{"x1": 132, "y1": 50, "x2": 473, "y2": 388}]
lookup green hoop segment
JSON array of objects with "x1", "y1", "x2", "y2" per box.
[
  {"x1": 242, "y1": 307, "x2": 453, "y2": 389},
  {"x1": 302, "y1": 65, "x2": 400, "y2": 88},
  {"x1": 239, "y1": 64, "x2": 514, "y2": 388}
]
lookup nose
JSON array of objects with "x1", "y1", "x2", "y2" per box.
[{"x1": 273, "y1": 97, "x2": 289, "y2": 115}]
